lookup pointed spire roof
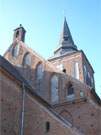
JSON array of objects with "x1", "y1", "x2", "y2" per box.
[
  {"x1": 61, "y1": 17, "x2": 71, "y2": 40},
  {"x1": 54, "y1": 17, "x2": 78, "y2": 57},
  {"x1": 60, "y1": 17, "x2": 73, "y2": 44}
]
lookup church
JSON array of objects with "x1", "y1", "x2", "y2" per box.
[{"x1": 0, "y1": 18, "x2": 101, "y2": 135}]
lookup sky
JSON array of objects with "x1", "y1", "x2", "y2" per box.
[{"x1": 0, "y1": 0, "x2": 101, "y2": 97}]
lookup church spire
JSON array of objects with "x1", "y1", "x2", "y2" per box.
[
  {"x1": 54, "y1": 17, "x2": 77, "y2": 56},
  {"x1": 60, "y1": 17, "x2": 74, "y2": 45}
]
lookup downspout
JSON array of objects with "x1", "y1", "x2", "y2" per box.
[{"x1": 20, "y1": 83, "x2": 25, "y2": 135}]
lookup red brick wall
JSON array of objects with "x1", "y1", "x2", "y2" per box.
[
  {"x1": 49, "y1": 52, "x2": 84, "y2": 82},
  {"x1": 3, "y1": 42, "x2": 101, "y2": 135},
  {"x1": 0, "y1": 70, "x2": 80, "y2": 135},
  {"x1": 53, "y1": 100, "x2": 101, "y2": 135}
]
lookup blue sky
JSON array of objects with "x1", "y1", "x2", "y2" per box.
[{"x1": 0, "y1": 0, "x2": 101, "y2": 97}]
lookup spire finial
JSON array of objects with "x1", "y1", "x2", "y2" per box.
[{"x1": 19, "y1": 24, "x2": 22, "y2": 27}]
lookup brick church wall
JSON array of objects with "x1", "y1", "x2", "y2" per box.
[
  {"x1": 49, "y1": 52, "x2": 84, "y2": 82},
  {"x1": 3, "y1": 37, "x2": 101, "y2": 135},
  {"x1": 0, "y1": 69, "x2": 81, "y2": 135},
  {"x1": 53, "y1": 99, "x2": 101, "y2": 135}
]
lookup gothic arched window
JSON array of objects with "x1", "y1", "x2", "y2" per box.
[
  {"x1": 36, "y1": 63, "x2": 44, "y2": 92},
  {"x1": 12, "y1": 44, "x2": 19, "y2": 57},
  {"x1": 51, "y1": 75, "x2": 59, "y2": 103},
  {"x1": 36, "y1": 63, "x2": 44, "y2": 80},
  {"x1": 23, "y1": 53, "x2": 31, "y2": 66}
]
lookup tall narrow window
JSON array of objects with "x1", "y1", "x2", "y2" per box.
[
  {"x1": 36, "y1": 63, "x2": 44, "y2": 80},
  {"x1": 83, "y1": 65, "x2": 87, "y2": 83},
  {"x1": 23, "y1": 53, "x2": 31, "y2": 66},
  {"x1": 45, "y1": 121, "x2": 50, "y2": 132},
  {"x1": 91, "y1": 77, "x2": 94, "y2": 88},
  {"x1": 12, "y1": 44, "x2": 19, "y2": 57},
  {"x1": 36, "y1": 63, "x2": 44, "y2": 92},
  {"x1": 75, "y1": 62, "x2": 79, "y2": 79},
  {"x1": 72, "y1": 62, "x2": 79, "y2": 79},
  {"x1": 51, "y1": 75, "x2": 59, "y2": 103},
  {"x1": 86, "y1": 72, "x2": 92, "y2": 87}
]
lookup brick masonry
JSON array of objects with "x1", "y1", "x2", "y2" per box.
[{"x1": 0, "y1": 68, "x2": 81, "y2": 135}]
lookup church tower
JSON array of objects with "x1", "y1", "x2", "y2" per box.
[
  {"x1": 13, "y1": 24, "x2": 26, "y2": 42},
  {"x1": 49, "y1": 18, "x2": 95, "y2": 89},
  {"x1": 4, "y1": 24, "x2": 26, "y2": 62}
]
